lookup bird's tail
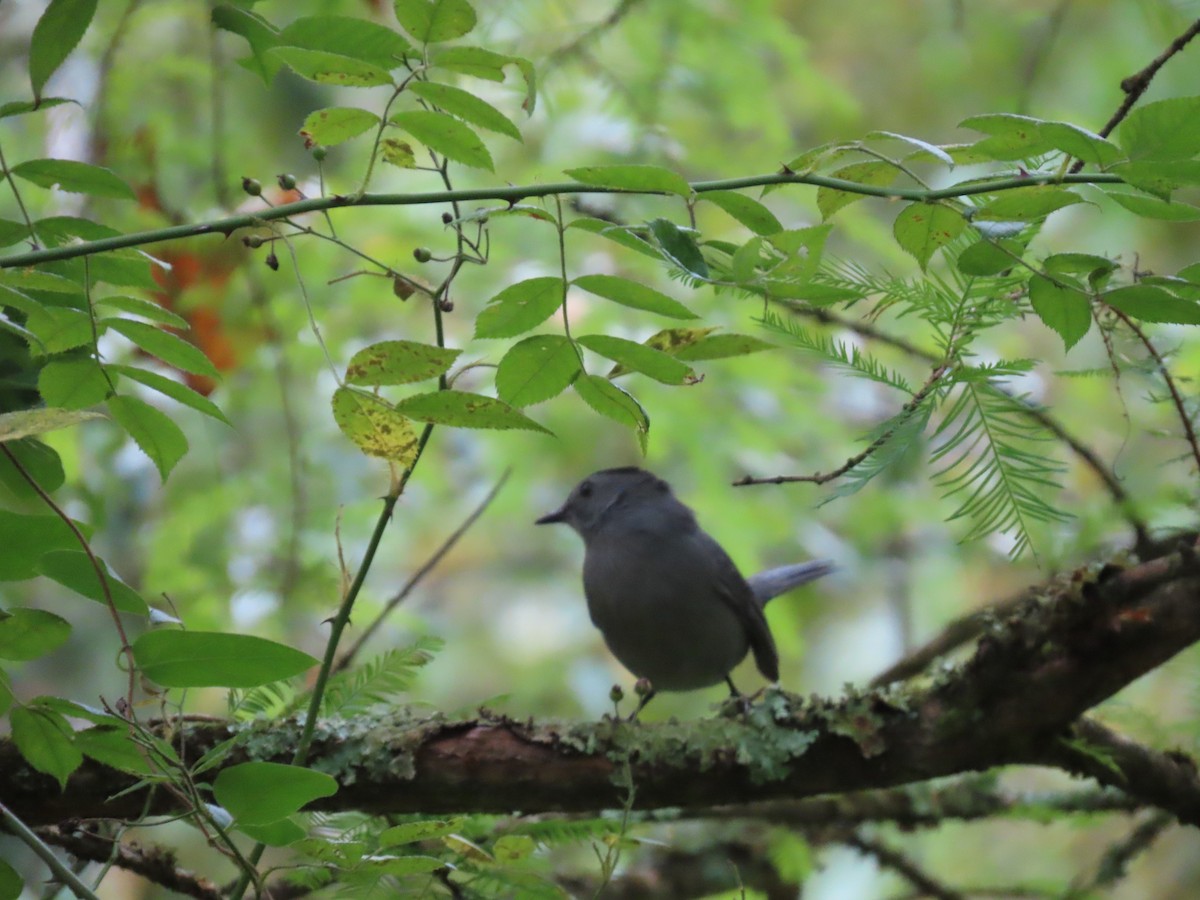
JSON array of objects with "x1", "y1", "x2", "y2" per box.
[{"x1": 748, "y1": 560, "x2": 834, "y2": 605}]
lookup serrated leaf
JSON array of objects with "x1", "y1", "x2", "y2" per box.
[
  {"x1": 1113, "y1": 160, "x2": 1200, "y2": 200},
  {"x1": 869, "y1": 130, "x2": 955, "y2": 166},
  {"x1": 1028, "y1": 275, "x2": 1091, "y2": 350},
  {"x1": 572, "y1": 273, "x2": 697, "y2": 319},
  {"x1": 409, "y1": 82, "x2": 521, "y2": 140},
  {"x1": 381, "y1": 818, "x2": 465, "y2": 846},
  {"x1": 817, "y1": 161, "x2": 898, "y2": 219},
  {"x1": 109, "y1": 365, "x2": 231, "y2": 425},
  {"x1": 107, "y1": 395, "x2": 188, "y2": 481},
  {"x1": 331, "y1": 387, "x2": 420, "y2": 464},
  {"x1": 1038, "y1": 121, "x2": 1122, "y2": 167},
  {"x1": 957, "y1": 240, "x2": 1019, "y2": 276},
  {"x1": 0, "y1": 608, "x2": 71, "y2": 661},
  {"x1": 0, "y1": 408, "x2": 104, "y2": 443},
  {"x1": 976, "y1": 187, "x2": 1085, "y2": 221},
  {"x1": 494, "y1": 834, "x2": 535, "y2": 862},
  {"x1": 648, "y1": 218, "x2": 709, "y2": 279},
  {"x1": 495, "y1": 335, "x2": 580, "y2": 407},
  {"x1": 699, "y1": 190, "x2": 782, "y2": 235},
  {"x1": 1103, "y1": 284, "x2": 1200, "y2": 324},
  {"x1": 674, "y1": 333, "x2": 775, "y2": 361},
  {"x1": 10, "y1": 706, "x2": 81, "y2": 789},
  {"x1": 578, "y1": 334, "x2": 694, "y2": 384},
  {"x1": 564, "y1": 164, "x2": 691, "y2": 197},
  {"x1": 279, "y1": 15, "x2": 411, "y2": 67},
  {"x1": 211, "y1": 4, "x2": 281, "y2": 82},
  {"x1": 24, "y1": 305, "x2": 94, "y2": 354},
  {"x1": 390, "y1": 110, "x2": 493, "y2": 170},
  {"x1": 473, "y1": 276, "x2": 564, "y2": 338},
  {"x1": 394, "y1": 0, "x2": 477, "y2": 43},
  {"x1": 96, "y1": 294, "x2": 189, "y2": 329},
  {"x1": 344, "y1": 340, "x2": 461, "y2": 386},
  {"x1": 300, "y1": 107, "x2": 380, "y2": 146},
  {"x1": 566, "y1": 217, "x2": 660, "y2": 259},
  {"x1": 395, "y1": 390, "x2": 551, "y2": 433},
  {"x1": 11, "y1": 159, "x2": 133, "y2": 199},
  {"x1": 38, "y1": 358, "x2": 113, "y2": 409},
  {"x1": 381, "y1": 138, "x2": 416, "y2": 168},
  {"x1": 74, "y1": 725, "x2": 154, "y2": 775},
  {"x1": 1104, "y1": 190, "x2": 1200, "y2": 221},
  {"x1": 29, "y1": 0, "x2": 97, "y2": 100},
  {"x1": 0, "y1": 218, "x2": 29, "y2": 247},
  {"x1": 214, "y1": 762, "x2": 337, "y2": 825},
  {"x1": 133, "y1": 630, "x2": 318, "y2": 688},
  {"x1": 893, "y1": 203, "x2": 966, "y2": 269},
  {"x1": 1119, "y1": 96, "x2": 1200, "y2": 162},
  {"x1": 36, "y1": 549, "x2": 148, "y2": 615},
  {"x1": 269, "y1": 47, "x2": 394, "y2": 87},
  {"x1": 1043, "y1": 253, "x2": 1116, "y2": 287},
  {"x1": 574, "y1": 374, "x2": 648, "y2": 434},
  {"x1": 0, "y1": 439, "x2": 64, "y2": 500},
  {"x1": 429, "y1": 48, "x2": 537, "y2": 113},
  {"x1": 106, "y1": 318, "x2": 220, "y2": 378},
  {"x1": 958, "y1": 113, "x2": 1055, "y2": 161}
]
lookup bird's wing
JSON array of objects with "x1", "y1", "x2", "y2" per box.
[{"x1": 701, "y1": 532, "x2": 779, "y2": 683}]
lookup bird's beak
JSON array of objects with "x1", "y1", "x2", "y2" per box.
[{"x1": 535, "y1": 505, "x2": 567, "y2": 525}]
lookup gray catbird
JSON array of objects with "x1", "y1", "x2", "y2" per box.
[{"x1": 536, "y1": 467, "x2": 832, "y2": 715}]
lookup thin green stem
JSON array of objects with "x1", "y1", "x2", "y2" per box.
[
  {"x1": 0, "y1": 171, "x2": 1125, "y2": 269},
  {"x1": 0, "y1": 800, "x2": 102, "y2": 900}
]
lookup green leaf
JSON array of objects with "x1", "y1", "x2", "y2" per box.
[
  {"x1": 1103, "y1": 284, "x2": 1200, "y2": 325},
  {"x1": 0, "y1": 439, "x2": 64, "y2": 500},
  {"x1": 389, "y1": 110, "x2": 493, "y2": 170},
  {"x1": 1044, "y1": 253, "x2": 1116, "y2": 289},
  {"x1": 96, "y1": 294, "x2": 189, "y2": 329},
  {"x1": 957, "y1": 240, "x2": 1019, "y2": 276},
  {"x1": 109, "y1": 365, "x2": 231, "y2": 425},
  {"x1": 0, "y1": 855, "x2": 21, "y2": 900},
  {"x1": 300, "y1": 107, "x2": 381, "y2": 146},
  {"x1": 214, "y1": 762, "x2": 338, "y2": 825},
  {"x1": 394, "y1": 0, "x2": 477, "y2": 43},
  {"x1": 574, "y1": 374, "x2": 648, "y2": 435},
  {"x1": 1118, "y1": 97, "x2": 1200, "y2": 162},
  {"x1": 817, "y1": 161, "x2": 898, "y2": 219},
  {"x1": 29, "y1": 0, "x2": 98, "y2": 100},
  {"x1": 11, "y1": 159, "x2": 134, "y2": 200},
  {"x1": 409, "y1": 82, "x2": 521, "y2": 140},
  {"x1": 1028, "y1": 275, "x2": 1091, "y2": 351},
  {"x1": 345, "y1": 340, "x2": 461, "y2": 386},
  {"x1": 566, "y1": 217, "x2": 660, "y2": 260},
  {"x1": 36, "y1": 549, "x2": 148, "y2": 615},
  {"x1": 1038, "y1": 121, "x2": 1122, "y2": 167},
  {"x1": 494, "y1": 834, "x2": 535, "y2": 862},
  {"x1": 331, "y1": 387, "x2": 420, "y2": 464},
  {"x1": 9, "y1": 706, "x2": 81, "y2": 789},
  {"x1": 24, "y1": 305, "x2": 94, "y2": 353},
  {"x1": 572, "y1": 274, "x2": 697, "y2": 319},
  {"x1": 381, "y1": 818, "x2": 464, "y2": 846},
  {"x1": 107, "y1": 395, "x2": 189, "y2": 481},
  {"x1": 38, "y1": 358, "x2": 113, "y2": 409},
  {"x1": 380, "y1": 138, "x2": 416, "y2": 168},
  {"x1": 211, "y1": 5, "x2": 281, "y2": 82},
  {"x1": 0, "y1": 408, "x2": 103, "y2": 444},
  {"x1": 1104, "y1": 190, "x2": 1200, "y2": 221},
  {"x1": 869, "y1": 130, "x2": 955, "y2": 166},
  {"x1": 648, "y1": 218, "x2": 709, "y2": 279},
  {"x1": 0, "y1": 511, "x2": 82, "y2": 580},
  {"x1": 132, "y1": 630, "x2": 318, "y2": 688},
  {"x1": 0, "y1": 97, "x2": 73, "y2": 121},
  {"x1": 674, "y1": 333, "x2": 775, "y2": 361},
  {"x1": 74, "y1": 725, "x2": 154, "y2": 775},
  {"x1": 699, "y1": 190, "x2": 782, "y2": 235},
  {"x1": 238, "y1": 817, "x2": 307, "y2": 847},
  {"x1": 1112, "y1": 160, "x2": 1200, "y2": 200},
  {"x1": 0, "y1": 608, "x2": 71, "y2": 661},
  {"x1": 495, "y1": 335, "x2": 580, "y2": 407},
  {"x1": 893, "y1": 203, "x2": 966, "y2": 269},
  {"x1": 395, "y1": 390, "x2": 551, "y2": 433},
  {"x1": 975, "y1": 187, "x2": 1085, "y2": 221},
  {"x1": 269, "y1": 47, "x2": 394, "y2": 87},
  {"x1": 473, "y1": 276, "x2": 564, "y2": 338},
  {"x1": 0, "y1": 218, "x2": 29, "y2": 247},
  {"x1": 564, "y1": 164, "x2": 691, "y2": 198},
  {"x1": 106, "y1": 319, "x2": 220, "y2": 379},
  {"x1": 959, "y1": 113, "x2": 1055, "y2": 160},
  {"x1": 279, "y1": 15, "x2": 411, "y2": 67},
  {"x1": 578, "y1": 334, "x2": 695, "y2": 384},
  {"x1": 0, "y1": 268, "x2": 80, "y2": 295}
]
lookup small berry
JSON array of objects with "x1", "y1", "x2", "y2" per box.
[
  {"x1": 265, "y1": 251, "x2": 279, "y2": 271},
  {"x1": 441, "y1": 211, "x2": 453, "y2": 224},
  {"x1": 413, "y1": 247, "x2": 432, "y2": 263},
  {"x1": 312, "y1": 146, "x2": 327, "y2": 162},
  {"x1": 242, "y1": 235, "x2": 264, "y2": 249},
  {"x1": 277, "y1": 173, "x2": 297, "y2": 191},
  {"x1": 241, "y1": 177, "x2": 262, "y2": 197}
]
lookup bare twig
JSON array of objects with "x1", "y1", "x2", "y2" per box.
[
  {"x1": 1070, "y1": 17, "x2": 1200, "y2": 172},
  {"x1": 335, "y1": 469, "x2": 511, "y2": 672},
  {"x1": 846, "y1": 833, "x2": 963, "y2": 900}
]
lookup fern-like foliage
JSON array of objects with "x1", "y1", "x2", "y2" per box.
[
  {"x1": 320, "y1": 637, "x2": 444, "y2": 717},
  {"x1": 825, "y1": 401, "x2": 935, "y2": 501},
  {"x1": 758, "y1": 309, "x2": 913, "y2": 392},
  {"x1": 931, "y1": 373, "x2": 1070, "y2": 559},
  {"x1": 228, "y1": 679, "x2": 302, "y2": 722}
]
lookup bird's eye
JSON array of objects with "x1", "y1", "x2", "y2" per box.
[{"x1": 578, "y1": 482, "x2": 593, "y2": 498}]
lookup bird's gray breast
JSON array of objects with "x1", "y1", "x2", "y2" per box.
[{"x1": 581, "y1": 525, "x2": 750, "y2": 690}]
